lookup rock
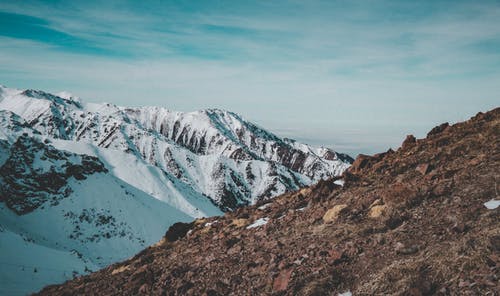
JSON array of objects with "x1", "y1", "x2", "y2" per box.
[
  {"x1": 427, "y1": 122, "x2": 449, "y2": 137},
  {"x1": 327, "y1": 249, "x2": 344, "y2": 264},
  {"x1": 0, "y1": 136, "x2": 107, "y2": 214},
  {"x1": 432, "y1": 183, "x2": 450, "y2": 197},
  {"x1": 278, "y1": 260, "x2": 290, "y2": 270},
  {"x1": 323, "y1": 204, "x2": 348, "y2": 223},
  {"x1": 165, "y1": 222, "x2": 194, "y2": 242},
  {"x1": 451, "y1": 222, "x2": 466, "y2": 233},
  {"x1": 383, "y1": 183, "x2": 418, "y2": 206},
  {"x1": 402, "y1": 135, "x2": 417, "y2": 150},
  {"x1": 374, "y1": 234, "x2": 385, "y2": 245},
  {"x1": 369, "y1": 199, "x2": 383, "y2": 207},
  {"x1": 230, "y1": 218, "x2": 249, "y2": 228},
  {"x1": 369, "y1": 205, "x2": 387, "y2": 218},
  {"x1": 273, "y1": 268, "x2": 293, "y2": 291},
  {"x1": 349, "y1": 154, "x2": 373, "y2": 173},
  {"x1": 415, "y1": 163, "x2": 432, "y2": 175},
  {"x1": 227, "y1": 245, "x2": 242, "y2": 255},
  {"x1": 111, "y1": 265, "x2": 130, "y2": 275},
  {"x1": 138, "y1": 284, "x2": 149, "y2": 294},
  {"x1": 395, "y1": 242, "x2": 419, "y2": 255},
  {"x1": 372, "y1": 149, "x2": 394, "y2": 161}
]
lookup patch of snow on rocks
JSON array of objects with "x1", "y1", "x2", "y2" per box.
[
  {"x1": 484, "y1": 199, "x2": 500, "y2": 210},
  {"x1": 204, "y1": 220, "x2": 218, "y2": 227},
  {"x1": 246, "y1": 217, "x2": 269, "y2": 229},
  {"x1": 258, "y1": 203, "x2": 272, "y2": 210},
  {"x1": 334, "y1": 179, "x2": 345, "y2": 186}
]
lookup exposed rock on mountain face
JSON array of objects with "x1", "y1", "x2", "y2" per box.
[
  {"x1": 0, "y1": 85, "x2": 351, "y2": 211},
  {"x1": 0, "y1": 132, "x2": 197, "y2": 295},
  {"x1": 0, "y1": 135, "x2": 107, "y2": 214},
  {"x1": 39, "y1": 108, "x2": 499, "y2": 295}
]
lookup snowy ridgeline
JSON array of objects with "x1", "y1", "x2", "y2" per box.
[{"x1": 0, "y1": 85, "x2": 351, "y2": 294}]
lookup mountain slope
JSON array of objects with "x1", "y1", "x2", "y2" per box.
[
  {"x1": 39, "y1": 107, "x2": 499, "y2": 295},
  {"x1": 0, "y1": 135, "x2": 195, "y2": 295},
  {"x1": 0, "y1": 85, "x2": 351, "y2": 210}
]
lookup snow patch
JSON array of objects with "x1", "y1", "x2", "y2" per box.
[
  {"x1": 334, "y1": 179, "x2": 345, "y2": 186},
  {"x1": 484, "y1": 199, "x2": 500, "y2": 210},
  {"x1": 246, "y1": 217, "x2": 269, "y2": 229},
  {"x1": 204, "y1": 220, "x2": 218, "y2": 227}
]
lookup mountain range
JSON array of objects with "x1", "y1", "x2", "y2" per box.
[{"x1": 0, "y1": 85, "x2": 351, "y2": 295}]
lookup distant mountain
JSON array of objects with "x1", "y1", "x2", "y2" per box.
[
  {"x1": 0, "y1": 85, "x2": 351, "y2": 294},
  {"x1": 0, "y1": 85, "x2": 351, "y2": 210},
  {"x1": 39, "y1": 107, "x2": 500, "y2": 295}
]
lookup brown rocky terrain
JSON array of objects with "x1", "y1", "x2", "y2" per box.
[{"x1": 38, "y1": 108, "x2": 500, "y2": 295}]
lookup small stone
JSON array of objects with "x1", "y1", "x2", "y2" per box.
[
  {"x1": 451, "y1": 222, "x2": 466, "y2": 233},
  {"x1": 230, "y1": 218, "x2": 249, "y2": 228},
  {"x1": 273, "y1": 269, "x2": 293, "y2": 291},
  {"x1": 323, "y1": 204, "x2": 348, "y2": 223},
  {"x1": 395, "y1": 243, "x2": 419, "y2": 255},
  {"x1": 369, "y1": 205, "x2": 387, "y2": 218},
  {"x1": 227, "y1": 245, "x2": 242, "y2": 255},
  {"x1": 278, "y1": 260, "x2": 290, "y2": 270},
  {"x1": 327, "y1": 249, "x2": 343, "y2": 264},
  {"x1": 138, "y1": 284, "x2": 149, "y2": 294},
  {"x1": 369, "y1": 199, "x2": 382, "y2": 208},
  {"x1": 416, "y1": 163, "x2": 431, "y2": 175},
  {"x1": 374, "y1": 234, "x2": 385, "y2": 245}
]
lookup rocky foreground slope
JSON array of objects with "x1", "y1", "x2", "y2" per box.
[{"x1": 39, "y1": 108, "x2": 500, "y2": 295}]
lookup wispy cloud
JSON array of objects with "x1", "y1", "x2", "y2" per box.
[{"x1": 0, "y1": 0, "x2": 499, "y2": 155}]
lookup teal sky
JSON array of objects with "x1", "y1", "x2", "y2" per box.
[{"x1": 1, "y1": 0, "x2": 499, "y2": 156}]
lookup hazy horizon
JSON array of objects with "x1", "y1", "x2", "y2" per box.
[{"x1": 1, "y1": 0, "x2": 499, "y2": 156}]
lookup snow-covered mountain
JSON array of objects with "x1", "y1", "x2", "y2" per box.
[
  {"x1": 0, "y1": 84, "x2": 351, "y2": 294},
  {"x1": 0, "y1": 85, "x2": 351, "y2": 210}
]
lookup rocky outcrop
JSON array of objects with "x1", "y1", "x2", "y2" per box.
[
  {"x1": 38, "y1": 108, "x2": 500, "y2": 295},
  {"x1": 0, "y1": 135, "x2": 107, "y2": 214}
]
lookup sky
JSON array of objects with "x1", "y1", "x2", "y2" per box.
[{"x1": 0, "y1": 0, "x2": 499, "y2": 156}]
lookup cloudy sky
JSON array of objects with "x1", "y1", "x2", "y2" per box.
[{"x1": 1, "y1": 0, "x2": 499, "y2": 156}]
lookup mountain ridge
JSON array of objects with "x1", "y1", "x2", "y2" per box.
[{"x1": 0, "y1": 85, "x2": 351, "y2": 210}]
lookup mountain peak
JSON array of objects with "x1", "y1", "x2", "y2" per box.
[{"x1": 21, "y1": 89, "x2": 83, "y2": 109}]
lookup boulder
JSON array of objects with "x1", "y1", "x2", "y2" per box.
[
  {"x1": 369, "y1": 205, "x2": 387, "y2": 218},
  {"x1": 401, "y1": 135, "x2": 417, "y2": 150},
  {"x1": 273, "y1": 269, "x2": 293, "y2": 291},
  {"x1": 323, "y1": 204, "x2": 348, "y2": 222}
]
